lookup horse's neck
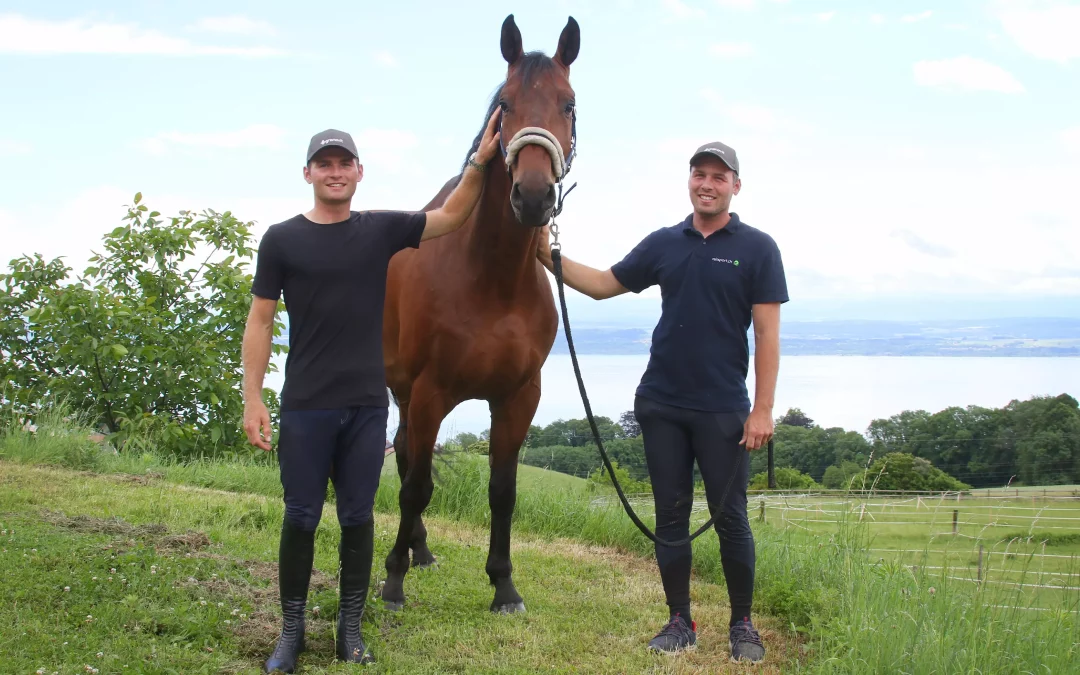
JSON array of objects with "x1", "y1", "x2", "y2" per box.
[{"x1": 465, "y1": 166, "x2": 541, "y2": 293}]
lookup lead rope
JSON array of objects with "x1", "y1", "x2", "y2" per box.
[{"x1": 548, "y1": 195, "x2": 745, "y2": 548}]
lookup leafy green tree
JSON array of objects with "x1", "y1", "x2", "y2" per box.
[
  {"x1": 776, "y1": 407, "x2": 815, "y2": 429},
  {"x1": 0, "y1": 193, "x2": 286, "y2": 457},
  {"x1": 618, "y1": 410, "x2": 641, "y2": 438},
  {"x1": 749, "y1": 467, "x2": 819, "y2": 491},
  {"x1": 862, "y1": 452, "x2": 969, "y2": 492},
  {"x1": 822, "y1": 461, "x2": 866, "y2": 490}
]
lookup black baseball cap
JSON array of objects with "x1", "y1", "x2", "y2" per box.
[
  {"x1": 690, "y1": 141, "x2": 739, "y2": 175},
  {"x1": 306, "y1": 129, "x2": 359, "y2": 163}
]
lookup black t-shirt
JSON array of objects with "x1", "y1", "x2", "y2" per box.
[
  {"x1": 251, "y1": 210, "x2": 426, "y2": 411},
  {"x1": 611, "y1": 212, "x2": 788, "y2": 413}
]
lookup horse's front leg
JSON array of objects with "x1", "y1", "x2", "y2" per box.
[
  {"x1": 486, "y1": 379, "x2": 541, "y2": 614},
  {"x1": 382, "y1": 380, "x2": 451, "y2": 610}
]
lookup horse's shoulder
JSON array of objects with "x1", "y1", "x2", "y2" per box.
[{"x1": 422, "y1": 173, "x2": 463, "y2": 212}]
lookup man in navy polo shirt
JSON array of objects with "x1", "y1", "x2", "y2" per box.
[{"x1": 536, "y1": 141, "x2": 787, "y2": 663}]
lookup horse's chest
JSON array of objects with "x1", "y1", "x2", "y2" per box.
[{"x1": 444, "y1": 313, "x2": 546, "y2": 393}]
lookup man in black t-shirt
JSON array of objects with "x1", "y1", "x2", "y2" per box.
[
  {"x1": 243, "y1": 111, "x2": 500, "y2": 672},
  {"x1": 535, "y1": 142, "x2": 787, "y2": 664}
]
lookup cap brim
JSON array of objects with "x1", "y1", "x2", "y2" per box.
[
  {"x1": 690, "y1": 151, "x2": 737, "y2": 173},
  {"x1": 308, "y1": 143, "x2": 359, "y2": 162}
]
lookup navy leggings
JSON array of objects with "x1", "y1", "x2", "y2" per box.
[
  {"x1": 277, "y1": 406, "x2": 388, "y2": 532},
  {"x1": 634, "y1": 395, "x2": 754, "y2": 626}
]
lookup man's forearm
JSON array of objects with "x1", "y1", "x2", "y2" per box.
[
  {"x1": 541, "y1": 251, "x2": 625, "y2": 300},
  {"x1": 440, "y1": 164, "x2": 485, "y2": 222},
  {"x1": 752, "y1": 328, "x2": 779, "y2": 413},
  {"x1": 242, "y1": 320, "x2": 273, "y2": 404}
]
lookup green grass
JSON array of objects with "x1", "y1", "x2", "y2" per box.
[
  {"x1": 3, "y1": 410, "x2": 1079, "y2": 673},
  {"x1": 0, "y1": 461, "x2": 801, "y2": 674}
]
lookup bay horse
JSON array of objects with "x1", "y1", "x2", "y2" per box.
[{"x1": 380, "y1": 14, "x2": 580, "y2": 614}]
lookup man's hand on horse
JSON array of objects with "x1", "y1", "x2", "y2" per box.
[
  {"x1": 535, "y1": 225, "x2": 553, "y2": 268},
  {"x1": 474, "y1": 108, "x2": 502, "y2": 165},
  {"x1": 739, "y1": 407, "x2": 773, "y2": 451},
  {"x1": 244, "y1": 400, "x2": 273, "y2": 451}
]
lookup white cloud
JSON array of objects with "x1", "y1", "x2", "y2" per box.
[
  {"x1": 816, "y1": 11, "x2": 837, "y2": 22},
  {"x1": 192, "y1": 16, "x2": 277, "y2": 37},
  {"x1": 901, "y1": 10, "x2": 933, "y2": 23},
  {"x1": 352, "y1": 129, "x2": 421, "y2": 173},
  {"x1": 1063, "y1": 127, "x2": 1080, "y2": 153},
  {"x1": 662, "y1": 0, "x2": 705, "y2": 19},
  {"x1": 870, "y1": 14, "x2": 885, "y2": 24},
  {"x1": 708, "y1": 42, "x2": 754, "y2": 58},
  {"x1": 375, "y1": 50, "x2": 398, "y2": 67},
  {"x1": 913, "y1": 56, "x2": 1025, "y2": 94},
  {"x1": 137, "y1": 124, "x2": 288, "y2": 156},
  {"x1": 700, "y1": 91, "x2": 812, "y2": 133},
  {"x1": 995, "y1": 1, "x2": 1080, "y2": 63},
  {"x1": 0, "y1": 14, "x2": 285, "y2": 57},
  {"x1": 716, "y1": 0, "x2": 756, "y2": 9},
  {"x1": 0, "y1": 139, "x2": 32, "y2": 156}
]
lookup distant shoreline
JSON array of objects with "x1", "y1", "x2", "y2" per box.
[{"x1": 272, "y1": 317, "x2": 1080, "y2": 357}]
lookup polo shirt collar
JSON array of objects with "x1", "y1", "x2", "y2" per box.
[{"x1": 681, "y1": 211, "x2": 743, "y2": 237}]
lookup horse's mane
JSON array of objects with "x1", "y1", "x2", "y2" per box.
[{"x1": 460, "y1": 51, "x2": 557, "y2": 174}]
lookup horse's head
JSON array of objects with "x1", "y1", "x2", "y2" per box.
[{"x1": 498, "y1": 14, "x2": 579, "y2": 227}]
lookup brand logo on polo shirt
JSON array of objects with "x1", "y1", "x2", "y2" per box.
[{"x1": 712, "y1": 257, "x2": 740, "y2": 266}]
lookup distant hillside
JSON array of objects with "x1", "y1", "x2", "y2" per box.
[
  {"x1": 275, "y1": 316, "x2": 1080, "y2": 357},
  {"x1": 547, "y1": 318, "x2": 1080, "y2": 356}
]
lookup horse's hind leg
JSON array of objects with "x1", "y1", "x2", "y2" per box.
[
  {"x1": 382, "y1": 380, "x2": 451, "y2": 611},
  {"x1": 486, "y1": 379, "x2": 541, "y2": 614},
  {"x1": 391, "y1": 405, "x2": 436, "y2": 569}
]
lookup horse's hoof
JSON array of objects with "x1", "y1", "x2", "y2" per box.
[
  {"x1": 383, "y1": 599, "x2": 405, "y2": 612},
  {"x1": 491, "y1": 601, "x2": 526, "y2": 614}
]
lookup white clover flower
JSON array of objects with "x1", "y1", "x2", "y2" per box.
[
  {"x1": 231, "y1": 608, "x2": 240, "y2": 616},
  {"x1": 63, "y1": 586, "x2": 71, "y2": 592},
  {"x1": 217, "y1": 602, "x2": 223, "y2": 608},
  {"x1": 96, "y1": 652, "x2": 103, "y2": 658}
]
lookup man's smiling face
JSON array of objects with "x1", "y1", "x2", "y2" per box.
[
  {"x1": 304, "y1": 146, "x2": 363, "y2": 206},
  {"x1": 688, "y1": 155, "x2": 740, "y2": 217}
]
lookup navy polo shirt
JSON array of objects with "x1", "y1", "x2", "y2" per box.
[{"x1": 611, "y1": 212, "x2": 788, "y2": 413}]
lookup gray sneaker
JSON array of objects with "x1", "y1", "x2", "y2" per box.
[
  {"x1": 647, "y1": 614, "x2": 697, "y2": 654},
  {"x1": 729, "y1": 618, "x2": 765, "y2": 662}
]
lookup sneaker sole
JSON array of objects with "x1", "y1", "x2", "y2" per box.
[{"x1": 648, "y1": 643, "x2": 697, "y2": 655}]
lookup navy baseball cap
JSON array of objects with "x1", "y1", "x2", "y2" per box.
[{"x1": 307, "y1": 129, "x2": 359, "y2": 163}]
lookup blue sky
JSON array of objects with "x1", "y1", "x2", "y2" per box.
[{"x1": 2, "y1": 0, "x2": 1079, "y2": 321}]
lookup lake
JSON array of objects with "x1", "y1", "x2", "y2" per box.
[{"x1": 263, "y1": 354, "x2": 1080, "y2": 441}]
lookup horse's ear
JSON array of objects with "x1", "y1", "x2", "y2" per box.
[
  {"x1": 501, "y1": 14, "x2": 523, "y2": 65},
  {"x1": 554, "y1": 16, "x2": 580, "y2": 68}
]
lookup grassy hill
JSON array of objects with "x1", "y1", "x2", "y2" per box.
[
  {"x1": 0, "y1": 460, "x2": 795, "y2": 674},
  {"x1": 3, "y1": 421, "x2": 1077, "y2": 674}
]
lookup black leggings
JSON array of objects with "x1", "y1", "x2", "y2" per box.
[{"x1": 634, "y1": 395, "x2": 754, "y2": 626}]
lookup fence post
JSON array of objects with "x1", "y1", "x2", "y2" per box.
[
  {"x1": 759, "y1": 500, "x2": 766, "y2": 523},
  {"x1": 977, "y1": 544, "x2": 984, "y2": 587},
  {"x1": 953, "y1": 509, "x2": 958, "y2": 535}
]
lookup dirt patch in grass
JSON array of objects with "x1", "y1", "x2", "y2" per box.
[
  {"x1": 108, "y1": 471, "x2": 165, "y2": 486},
  {"x1": 38, "y1": 508, "x2": 169, "y2": 536}
]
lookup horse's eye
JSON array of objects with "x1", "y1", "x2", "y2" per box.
[
  {"x1": 499, "y1": 101, "x2": 509, "y2": 112},
  {"x1": 564, "y1": 102, "x2": 575, "y2": 115}
]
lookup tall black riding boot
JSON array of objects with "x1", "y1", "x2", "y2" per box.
[
  {"x1": 264, "y1": 519, "x2": 315, "y2": 673},
  {"x1": 336, "y1": 521, "x2": 376, "y2": 664}
]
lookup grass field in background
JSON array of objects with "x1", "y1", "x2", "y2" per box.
[{"x1": 2, "y1": 411, "x2": 1079, "y2": 673}]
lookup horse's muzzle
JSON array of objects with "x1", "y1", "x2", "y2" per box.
[{"x1": 510, "y1": 181, "x2": 557, "y2": 227}]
